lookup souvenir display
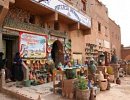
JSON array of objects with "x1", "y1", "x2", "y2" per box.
[{"x1": 24, "y1": 59, "x2": 51, "y2": 85}]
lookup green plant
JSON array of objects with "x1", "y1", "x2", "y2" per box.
[
  {"x1": 65, "y1": 68, "x2": 76, "y2": 79},
  {"x1": 107, "y1": 66, "x2": 114, "y2": 75},
  {"x1": 76, "y1": 76, "x2": 88, "y2": 90}
]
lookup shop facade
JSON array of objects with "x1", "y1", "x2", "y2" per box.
[
  {"x1": 0, "y1": 0, "x2": 91, "y2": 83},
  {"x1": 84, "y1": 0, "x2": 112, "y2": 65}
]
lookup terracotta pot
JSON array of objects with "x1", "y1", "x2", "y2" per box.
[
  {"x1": 76, "y1": 89, "x2": 90, "y2": 100},
  {"x1": 109, "y1": 75, "x2": 115, "y2": 82},
  {"x1": 98, "y1": 71, "x2": 104, "y2": 81},
  {"x1": 99, "y1": 79, "x2": 108, "y2": 91},
  {"x1": 116, "y1": 78, "x2": 121, "y2": 85}
]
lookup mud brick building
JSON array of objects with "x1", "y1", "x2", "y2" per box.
[{"x1": 0, "y1": 0, "x2": 121, "y2": 67}]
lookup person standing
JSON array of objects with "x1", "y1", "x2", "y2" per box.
[{"x1": 13, "y1": 52, "x2": 24, "y2": 81}]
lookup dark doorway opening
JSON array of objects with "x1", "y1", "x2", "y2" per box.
[
  {"x1": 6, "y1": 40, "x2": 13, "y2": 69},
  {"x1": 3, "y1": 35, "x2": 19, "y2": 79},
  {"x1": 51, "y1": 40, "x2": 64, "y2": 68},
  {"x1": 104, "y1": 51, "x2": 110, "y2": 66}
]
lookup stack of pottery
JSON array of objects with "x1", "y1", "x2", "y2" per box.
[{"x1": 98, "y1": 71, "x2": 108, "y2": 91}]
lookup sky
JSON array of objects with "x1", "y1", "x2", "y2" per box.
[{"x1": 98, "y1": 0, "x2": 130, "y2": 47}]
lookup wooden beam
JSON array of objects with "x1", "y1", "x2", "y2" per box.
[
  {"x1": 43, "y1": 12, "x2": 58, "y2": 22},
  {"x1": 55, "y1": 12, "x2": 58, "y2": 21},
  {"x1": 0, "y1": 7, "x2": 9, "y2": 27},
  {"x1": 82, "y1": 29, "x2": 91, "y2": 35},
  {"x1": 68, "y1": 22, "x2": 79, "y2": 31}
]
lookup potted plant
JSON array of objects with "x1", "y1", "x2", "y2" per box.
[
  {"x1": 107, "y1": 66, "x2": 115, "y2": 82},
  {"x1": 65, "y1": 68, "x2": 76, "y2": 79},
  {"x1": 75, "y1": 76, "x2": 90, "y2": 100}
]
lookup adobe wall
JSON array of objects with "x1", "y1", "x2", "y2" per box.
[
  {"x1": 121, "y1": 47, "x2": 130, "y2": 60},
  {"x1": 85, "y1": 0, "x2": 110, "y2": 53},
  {"x1": 109, "y1": 18, "x2": 121, "y2": 58}
]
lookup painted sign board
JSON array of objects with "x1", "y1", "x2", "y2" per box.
[{"x1": 19, "y1": 32, "x2": 47, "y2": 58}]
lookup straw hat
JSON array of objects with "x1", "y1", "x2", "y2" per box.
[
  {"x1": 48, "y1": 40, "x2": 54, "y2": 45},
  {"x1": 26, "y1": 60, "x2": 31, "y2": 64},
  {"x1": 40, "y1": 59, "x2": 45, "y2": 64},
  {"x1": 32, "y1": 60, "x2": 36, "y2": 64}
]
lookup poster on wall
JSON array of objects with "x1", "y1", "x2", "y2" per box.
[{"x1": 19, "y1": 32, "x2": 47, "y2": 58}]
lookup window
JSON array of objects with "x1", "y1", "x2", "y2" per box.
[
  {"x1": 29, "y1": 15, "x2": 35, "y2": 24},
  {"x1": 0, "y1": 6, "x2": 3, "y2": 13},
  {"x1": 54, "y1": 21, "x2": 60, "y2": 30},
  {"x1": 98, "y1": 22, "x2": 101, "y2": 32},
  {"x1": 91, "y1": 18, "x2": 93, "y2": 29},
  {"x1": 105, "y1": 26, "x2": 107, "y2": 36},
  {"x1": 82, "y1": 0, "x2": 86, "y2": 11}
]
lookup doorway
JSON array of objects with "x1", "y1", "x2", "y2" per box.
[
  {"x1": 6, "y1": 40, "x2": 13, "y2": 69},
  {"x1": 104, "y1": 51, "x2": 110, "y2": 66},
  {"x1": 51, "y1": 40, "x2": 64, "y2": 68},
  {"x1": 3, "y1": 35, "x2": 19, "y2": 79}
]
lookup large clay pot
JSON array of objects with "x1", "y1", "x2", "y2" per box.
[
  {"x1": 65, "y1": 68, "x2": 76, "y2": 79},
  {"x1": 98, "y1": 71, "x2": 104, "y2": 81},
  {"x1": 99, "y1": 79, "x2": 108, "y2": 91},
  {"x1": 76, "y1": 89, "x2": 90, "y2": 100},
  {"x1": 116, "y1": 78, "x2": 121, "y2": 85},
  {"x1": 109, "y1": 75, "x2": 115, "y2": 82}
]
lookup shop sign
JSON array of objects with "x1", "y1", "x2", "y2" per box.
[
  {"x1": 32, "y1": 0, "x2": 91, "y2": 28},
  {"x1": 19, "y1": 32, "x2": 47, "y2": 58}
]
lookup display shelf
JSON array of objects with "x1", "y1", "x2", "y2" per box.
[
  {"x1": 23, "y1": 59, "x2": 53, "y2": 85},
  {"x1": 85, "y1": 43, "x2": 98, "y2": 61}
]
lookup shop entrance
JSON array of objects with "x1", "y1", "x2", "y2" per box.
[
  {"x1": 51, "y1": 40, "x2": 64, "y2": 68},
  {"x1": 3, "y1": 35, "x2": 19, "y2": 79},
  {"x1": 104, "y1": 51, "x2": 110, "y2": 66},
  {"x1": 6, "y1": 40, "x2": 13, "y2": 70}
]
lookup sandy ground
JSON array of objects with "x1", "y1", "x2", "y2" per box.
[
  {"x1": 96, "y1": 77, "x2": 130, "y2": 100},
  {"x1": 44, "y1": 77, "x2": 130, "y2": 100},
  {"x1": 1, "y1": 77, "x2": 130, "y2": 100},
  {"x1": 0, "y1": 92, "x2": 16, "y2": 100}
]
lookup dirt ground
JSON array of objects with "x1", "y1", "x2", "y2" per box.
[
  {"x1": 0, "y1": 92, "x2": 16, "y2": 100},
  {"x1": 96, "y1": 77, "x2": 130, "y2": 100},
  {"x1": 44, "y1": 77, "x2": 130, "y2": 100},
  {"x1": 1, "y1": 77, "x2": 130, "y2": 100}
]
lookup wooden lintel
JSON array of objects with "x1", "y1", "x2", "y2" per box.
[
  {"x1": 55, "y1": 12, "x2": 58, "y2": 21},
  {"x1": 68, "y1": 23, "x2": 79, "y2": 31},
  {"x1": 78, "y1": 23, "x2": 80, "y2": 29},
  {"x1": 82, "y1": 29, "x2": 91, "y2": 35},
  {"x1": 43, "y1": 12, "x2": 58, "y2": 22}
]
